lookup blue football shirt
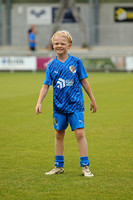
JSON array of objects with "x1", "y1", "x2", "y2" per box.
[
  {"x1": 29, "y1": 32, "x2": 35, "y2": 48},
  {"x1": 43, "y1": 54, "x2": 88, "y2": 113}
]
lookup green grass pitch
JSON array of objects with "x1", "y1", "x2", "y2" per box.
[{"x1": 0, "y1": 72, "x2": 133, "y2": 200}]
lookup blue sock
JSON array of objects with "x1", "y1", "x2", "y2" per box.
[
  {"x1": 80, "y1": 156, "x2": 90, "y2": 167},
  {"x1": 55, "y1": 155, "x2": 64, "y2": 167}
]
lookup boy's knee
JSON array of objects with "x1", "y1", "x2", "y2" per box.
[
  {"x1": 55, "y1": 129, "x2": 65, "y2": 140},
  {"x1": 75, "y1": 128, "x2": 85, "y2": 140}
]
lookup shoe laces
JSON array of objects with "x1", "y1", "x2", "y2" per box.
[
  {"x1": 50, "y1": 167, "x2": 57, "y2": 172},
  {"x1": 84, "y1": 166, "x2": 91, "y2": 173}
]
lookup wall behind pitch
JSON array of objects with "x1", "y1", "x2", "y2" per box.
[
  {"x1": 11, "y1": 3, "x2": 89, "y2": 47},
  {"x1": 98, "y1": 3, "x2": 133, "y2": 46},
  {"x1": 11, "y1": 3, "x2": 133, "y2": 47}
]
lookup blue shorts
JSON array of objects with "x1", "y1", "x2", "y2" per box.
[{"x1": 53, "y1": 112, "x2": 84, "y2": 131}]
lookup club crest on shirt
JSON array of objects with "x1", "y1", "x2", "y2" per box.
[
  {"x1": 53, "y1": 118, "x2": 58, "y2": 126},
  {"x1": 69, "y1": 65, "x2": 76, "y2": 73}
]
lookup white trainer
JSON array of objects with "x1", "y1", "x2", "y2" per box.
[
  {"x1": 45, "y1": 167, "x2": 64, "y2": 175},
  {"x1": 82, "y1": 166, "x2": 94, "y2": 177}
]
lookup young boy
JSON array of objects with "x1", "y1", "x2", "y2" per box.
[{"x1": 35, "y1": 30, "x2": 97, "y2": 177}]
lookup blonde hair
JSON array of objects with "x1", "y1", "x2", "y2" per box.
[{"x1": 51, "y1": 30, "x2": 72, "y2": 44}]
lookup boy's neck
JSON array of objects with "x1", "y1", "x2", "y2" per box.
[{"x1": 57, "y1": 54, "x2": 69, "y2": 63}]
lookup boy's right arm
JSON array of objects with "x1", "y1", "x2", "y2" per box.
[{"x1": 35, "y1": 84, "x2": 49, "y2": 115}]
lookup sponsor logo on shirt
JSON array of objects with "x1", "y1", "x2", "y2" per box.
[
  {"x1": 57, "y1": 78, "x2": 65, "y2": 89},
  {"x1": 57, "y1": 78, "x2": 74, "y2": 89}
]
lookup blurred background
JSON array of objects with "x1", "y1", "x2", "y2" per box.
[{"x1": 0, "y1": 0, "x2": 133, "y2": 71}]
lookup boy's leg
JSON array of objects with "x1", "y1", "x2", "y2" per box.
[
  {"x1": 55, "y1": 129, "x2": 65, "y2": 155},
  {"x1": 74, "y1": 128, "x2": 94, "y2": 177},
  {"x1": 55, "y1": 129, "x2": 65, "y2": 168},
  {"x1": 45, "y1": 113, "x2": 68, "y2": 175},
  {"x1": 45, "y1": 129, "x2": 65, "y2": 175},
  {"x1": 69, "y1": 112, "x2": 90, "y2": 166},
  {"x1": 53, "y1": 113, "x2": 68, "y2": 167},
  {"x1": 74, "y1": 128, "x2": 88, "y2": 157}
]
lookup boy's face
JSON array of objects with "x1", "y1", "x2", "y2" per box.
[{"x1": 52, "y1": 36, "x2": 72, "y2": 55}]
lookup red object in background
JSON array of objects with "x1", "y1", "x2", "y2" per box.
[{"x1": 37, "y1": 57, "x2": 55, "y2": 70}]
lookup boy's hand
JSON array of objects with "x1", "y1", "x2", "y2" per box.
[
  {"x1": 90, "y1": 100, "x2": 97, "y2": 113},
  {"x1": 35, "y1": 104, "x2": 42, "y2": 115}
]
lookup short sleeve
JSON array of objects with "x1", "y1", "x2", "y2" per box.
[
  {"x1": 43, "y1": 66, "x2": 52, "y2": 85},
  {"x1": 77, "y1": 59, "x2": 88, "y2": 80}
]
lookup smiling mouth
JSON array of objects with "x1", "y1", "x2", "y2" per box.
[{"x1": 56, "y1": 49, "x2": 63, "y2": 52}]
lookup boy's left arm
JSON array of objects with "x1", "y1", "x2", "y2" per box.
[{"x1": 81, "y1": 78, "x2": 97, "y2": 113}]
